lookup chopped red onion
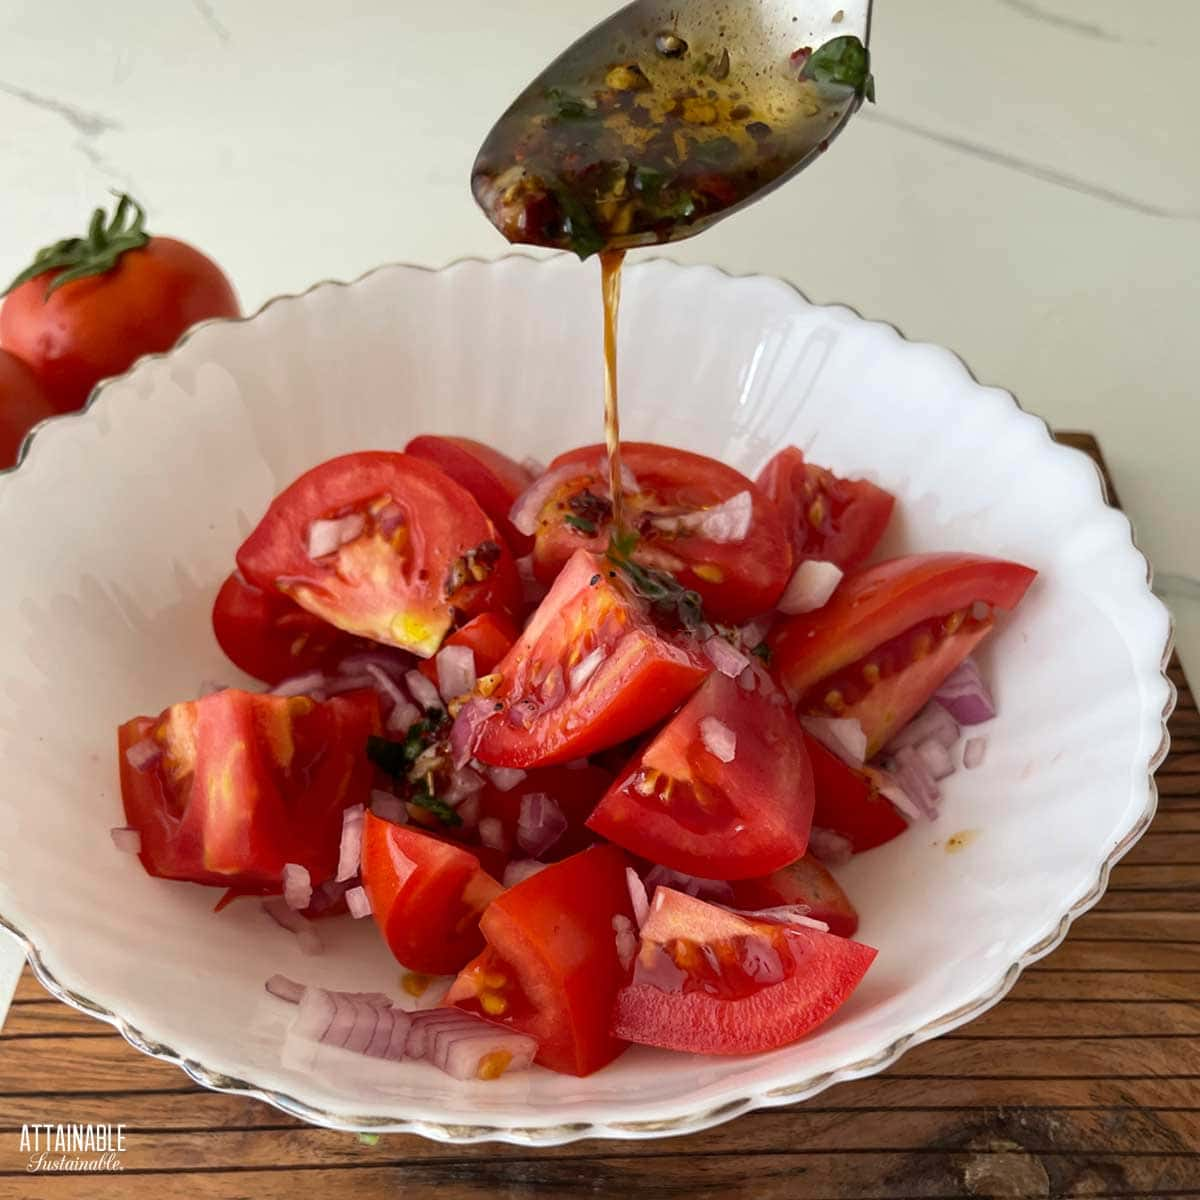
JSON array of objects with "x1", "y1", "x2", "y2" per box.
[
  {"x1": 612, "y1": 914, "x2": 637, "y2": 971},
  {"x1": 516, "y1": 554, "x2": 549, "y2": 606},
  {"x1": 509, "y1": 461, "x2": 591, "y2": 536},
  {"x1": 413, "y1": 1008, "x2": 537, "y2": 1080},
  {"x1": 517, "y1": 792, "x2": 567, "y2": 858},
  {"x1": 450, "y1": 697, "x2": 492, "y2": 768},
  {"x1": 737, "y1": 615, "x2": 774, "y2": 649},
  {"x1": 487, "y1": 766, "x2": 527, "y2": 792},
  {"x1": 738, "y1": 666, "x2": 757, "y2": 691},
  {"x1": 801, "y1": 716, "x2": 868, "y2": 766},
  {"x1": 722, "y1": 903, "x2": 829, "y2": 932},
  {"x1": 436, "y1": 644, "x2": 477, "y2": 702},
  {"x1": 864, "y1": 765, "x2": 922, "y2": 822},
  {"x1": 520, "y1": 455, "x2": 546, "y2": 477},
  {"x1": 271, "y1": 670, "x2": 327, "y2": 699},
  {"x1": 370, "y1": 790, "x2": 408, "y2": 824},
  {"x1": 698, "y1": 716, "x2": 736, "y2": 763},
  {"x1": 626, "y1": 867, "x2": 650, "y2": 929},
  {"x1": 886, "y1": 703, "x2": 960, "y2": 754},
  {"x1": 503, "y1": 859, "x2": 548, "y2": 888},
  {"x1": 307, "y1": 513, "x2": 365, "y2": 559},
  {"x1": 643, "y1": 866, "x2": 732, "y2": 902},
  {"x1": 345, "y1": 885, "x2": 372, "y2": 919},
  {"x1": 704, "y1": 635, "x2": 750, "y2": 678},
  {"x1": 617, "y1": 458, "x2": 640, "y2": 494},
  {"x1": 364, "y1": 662, "x2": 408, "y2": 711},
  {"x1": 963, "y1": 736, "x2": 987, "y2": 769},
  {"x1": 807, "y1": 827, "x2": 854, "y2": 867},
  {"x1": 124, "y1": 737, "x2": 161, "y2": 773},
  {"x1": 324, "y1": 672, "x2": 376, "y2": 696},
  {"x1": 335, "y1": 804, "x2": 365, "y2": 883},
  {"x1": 778, "y1": 559, "x2": 843, "y2": 615},
  {"x1": 444, "y1": 765, "x2": 485, "y2": 808},
  {"x1": 109, "y1": 826, "x2": 141, "y2": 854},
  {"x1": 891, "y1": 745, "x2": 942, "y2": 820},
  {"x1": 282, "y1": 862, "x2": 313, "y2": 911},
  {"x1": 376, "y1": 501, "x2": 405, "y2": 537},
  {"x1": 915, "y1": 736, "x2": 956, "y2": 781},
  {"x1": 405, "y1": 669, "x2": 443, "y2": 712},
  {"x1": 265, "y1": 973, "x2": 307, "y2": 1004},
  {"x1": 568, "y1": 647, "x2": 605, "y2": 692},
  {"x1": 386, "y1": 698, "x2": 421, "y2": 734},
  {"x1": 933, "y1": 658, "x2": 996, "y2": 725},
  {"x1": 262, "y1": 898, "x2": 323, "y2": 955},
  {"x1": 653, "y1": 490, "x2": 752, "y2": 542},
  {"x1": 456, "y1": 792, "x2": 481, "y2": 830},
  {"x1": 971, "y1": 601, "x2": 991, "y2": 621},
  {"x1": 478, "y1": 816, "x2": 505, "y2": 851}
]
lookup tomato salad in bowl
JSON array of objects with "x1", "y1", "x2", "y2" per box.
[{"x1": 112, "y1": 434, "x2": 1035, "y2": 1083}]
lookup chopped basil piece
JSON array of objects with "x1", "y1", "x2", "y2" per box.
[
  {"x1": 552, "y1": 188, "x2": 606, "y2": 260},
  {"x1": 691, "y1": 136, "x2": 739, "y2": 168},
  {"x1": 606, "y1": 531, "x2": 705, "y2": 631},
  {"x1": 564, "y1": 513, "x2": 598, "y2": 534},
  {"x1": 750, "y1": 642, "x2": 772, "y2": 664},
  {"x1": 800, "y1": 35, "x2": 875, "y2": 102},
  {"x1": 409, "y1": 779, "x2": 462, "y2": 827}
]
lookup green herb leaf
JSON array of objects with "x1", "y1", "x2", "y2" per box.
[
  {"x1": 800, "y1": 35, "x2": 875, "y2": 102},
  {"x1": 564, "y1": 513, "x2": 598, "y2": 535},
  {"x1": 690, "y1": 135, "x2": 739, "y2": 169},
  {"x1": 551, "y1": 187, "x2": 606, "y2": 260},
  {"x1": 606, "y1": 532, "x2": 705, "y2": 630},
  {"x1": 632, "y1": 165, "x2": 666, "y2": 200},
  {"x1": 411, "y1": 777, "x2": 462, "y2": 827},
  {"x1": 357, "y1": 1133, "x2": 380, "y2": 1147},
  {"x1": 750, "y1": 642, "x2": 772, "y2": 664}
]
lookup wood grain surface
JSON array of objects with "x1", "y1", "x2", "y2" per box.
[{"x1": 1, "y1": 433, "x2": 1195, "y2": 1200}]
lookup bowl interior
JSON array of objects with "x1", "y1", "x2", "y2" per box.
[{"x1": 0, "y1": 256, "x2": 1171, "y2": 1140}]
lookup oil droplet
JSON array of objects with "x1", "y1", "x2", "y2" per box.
[{"x1": 945, "y1": 829, "x2": 980, "y2": 854}]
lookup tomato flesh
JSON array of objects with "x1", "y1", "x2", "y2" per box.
[
  {"x1": 756, "y1": 446, "x2": 894, "y2": 570},
  {"x1": 731, "y1": 853, "x2": 861, "y2": 938},
  {"x1": 236, "y1": 452, "x2": 521, "y2": 658},
  {"x1": 587, "y1": 671, "x2": 814, "y2": 880},
  {"x1": 0, "y1": 349, "x2": 55, "y2": 469},
  {"x1": 532, "y1": 443, "x2": 792, "y2": 623},
  {"x1": 475, "y1": 763, "x2": 611, "y2": 860},
  {"x1": 467, "y1": 549, "x2": 710, "y2": 768},
  {"x1": 406, "y1": 435, "x2": 536, "y2": 556},
  {"x1": 361, "y1": 813, "x2": 502, "y2": 975},
  {"x1": 119, "y1": 688, "x2": 379, "y2": 888},
  {"x1": 612, "y1": 888, "x2": 876, "y2": 1055},
  {"x1": 417, "y1": 611, "x2": 517, "y2": 687},
  {"x1": 802, "y1": 733, "x2": 908, "y2": 853},
  {"x1": 446, "y1": 844, "x2": 634, "y2": 1075}
]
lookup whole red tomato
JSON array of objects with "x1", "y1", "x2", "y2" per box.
[
  {"x1": 0, "y1": 194, "x2": 239, "y2": 413},
  {"x1": 0, "y1": 349, "x2": 56, "y2": 469}
]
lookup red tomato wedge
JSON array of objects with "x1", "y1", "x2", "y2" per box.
[
  {"x1": 612, "y1": 887, "x2": 876, "y2": 1055},
  {"x1": 236, "y1": 452, "x2": 521, "y2": 658},
  {"x1": 756, "y1": 446, "x2": 894, "y2": 570},
  {"x1": 475, "y1": 763, "x2": 612, "y2": 860},
  {"x1": 360, "y1": 814, "x2": 502, "y2": 975},
  {"x1": 464, "y1": 549, "x2": 710, "y2": 768},
  {"x1": 406, "y1": 435, "x2": 536, "y2": 556},
  {"x1": 211, "y1": 571, "x2": 363, "y2": 684},
  {"x1": 731, "y1": 853, "x2": 861, "y2": 938},
  {"x1": 803, "y1": 733, "x2": 908, "y2": 854},
  {"x1": 770, "y1": 553, "x2": 1036, "y2": 755},
  {"x1": 119, "y1": 688, "x2": 379, "y2": 889},
  {"x1": 529, "y1": 443, "x2": 792, "y2": 623},
  {"x1": 446, "y1": 844, "x2": 635, "y2": 1075},
  {"x1": 417, "y1": 611, "x2": 518, "y2": 687},
  {"x1": 587, "y1": 671, "x2": 814, "y2": 880}
]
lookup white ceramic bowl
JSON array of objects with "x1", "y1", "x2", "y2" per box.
[{"x1": 0, "y1": 255, "x2": 1173, "y2": 1144}]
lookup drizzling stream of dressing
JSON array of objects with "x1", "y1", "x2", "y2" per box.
[{"x1": 600, "y1": 248, "x2": 627, "y2": 535}]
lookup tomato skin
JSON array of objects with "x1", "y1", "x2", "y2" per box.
[
  {"x1": 1, "y1": 238, "x2": 238, "y2": 414},
  {"x1": 756, "y1": 447, "x2": 894, "y2": 570},
  {"x1": 587, "y1": 671, "x2": 815, "y2": 880},
  {"x1": 236, "y1": 452, "x2": 521, "y2": 657},
  {"x1": 211, "y1": 571, "x2": 364, "y2": 685},
  {"x1": 0, "y1": 349, "x2": 56, "y2": 469},
  {"x1": 803, "y1": 733, "x2": 908, "y2": 854},
  {"x1": 468, "y1": 550, "x2": 710, "y2": 768},
  {"x1": 361, "y1": 814, "x2": 502, "y2": 976},
  {"x1": 731, "y1": 853, "x2": 860, "y2": 938},
  {"x1": 446, "y1": 844, "x2": 635, "y2": 1075},
  {"x1": 417, "y1": 611, "x2": 518, "y2": 686},
  {"x1": 612, "y1": 888, "x2": 876, "y2": 1055},
  {"x1": 533, "y1": 443, "x2": 793, "y2": 623},
  {"x1": 119, "y1": 688, "x2": 379, "y2": 889},
  {"x1": 406, "y1": 435, "x2": 536, "y2": 556}
]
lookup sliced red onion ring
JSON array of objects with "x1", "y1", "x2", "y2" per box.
[
  {"x1": 807, "y1": 827, "x2": 854, "y2": 867},
  {"x1": 653, "y1": 490, "x2": 752, "y2": 542},
  {"x1": 517, "y1": 792, "x2": 567, "y2": 858},
  {"x1": 509, "y1": 461, "x2": 590, "y2": 536},
  {"x1": 934, "y1": 658, "x2": 996, "y2": 725},
  {"x1": 487, "y1": 766, "x2": 527, "y2": 792},
  {"x1": 405, "y1": 669, "x2": 443, "y2": 712},
  {"x1": 503, "y1": 859, "x2": 548, "y2": 888},
  {"x1": 451, "y1": 698, "x2": 493, "y2": 768},
  {"x1": 307, "y1": 513, "x2": 365, "y2": 559},
  {"x1": 612, "y1": 914, "x2": 637, "y2": 971},
  {"x1": 698, "y1": 715, "x2": 736, "y2": 763},
  {"x1": 109, "y1": 826, "x2": 141, "y2": 854},
  {"x1": 778, "y1": 559, "x2": 843, "y2": 615},
  {"x1": 915, "y1": 736, "x2": 956, "y2": 781},
  {"x1": 704, "y1": 636, "x2": 750, "y2": 679},
  {"x1": 963, "y1": 736, "x2": 987, "y2": 769},
  {"x1": 345, "y1": 885, "x2": 372, "y2": 919},
  {"x1": 643, "y1": 866, "x2": 733, "y2": 902},
  {"x1": 415, "y1": 1009, "x2": 538, "y2": 1080},
  {"x1": 265, "y1": 973, "x2": 307, "y2": 1004},
  {"x1": 569, "y1": 647, "x2": 605, "y2": 692},
  {"x1": 124, "y1": 738, "x2": 161, "y2": 773},
  {"x1": 626, "y1": 867, "x2": 650, "y2": 929},
  {"x1": 282, "y1": 862, "x2": 313, "y2": 911},
  {"x1": 335, "y1": 804, "x2": 365, "y2": 883},
  {"x1": 886, "y1": 703, "x2": 960, "y2": 754},
  {"x1": 800, "y1": 716, "x2": 867, "y2": 766},
  {"x1": 478, "y1": 816, "x2": 506, "y2": 851},
  {"x1": 436, "y1": 644, "x2": 477, "y2": 703},
  {"x1": 262, "y1": 898, "x2": 322, "y2": 955},
  {"x1": 271, "y1": 670, "x2": 327, "y2": 699}
]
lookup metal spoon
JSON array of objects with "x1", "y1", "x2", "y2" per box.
[{"x1": 473, "y1": 0, "x2": 873, "y2": 256}]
